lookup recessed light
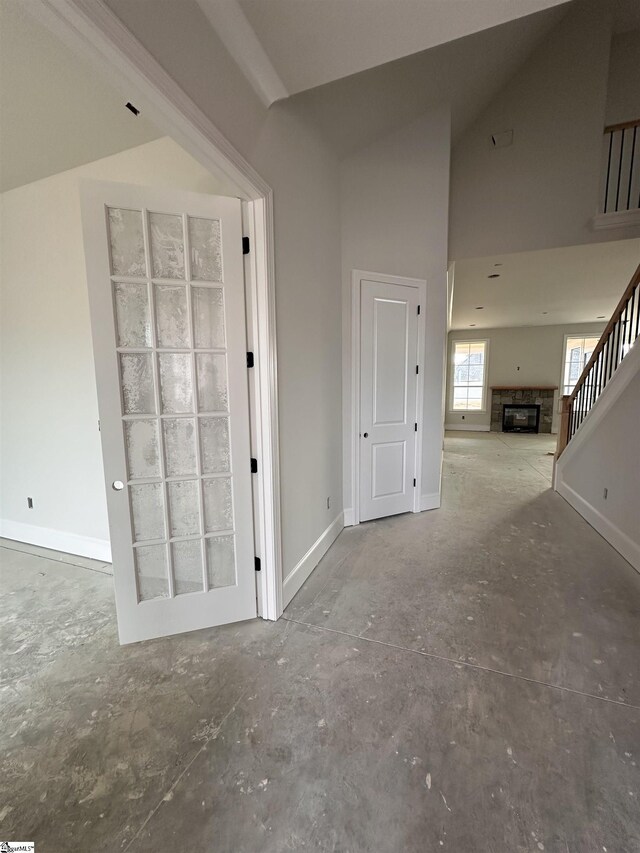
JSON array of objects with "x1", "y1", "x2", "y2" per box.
[
  {"x1": 469, "y1": 323, "x2": 476, "y2": 327},
  {"x1": 476, "y1": 306, "x2": 484, "y2": 310},
  {"x1": 542, "y1": 311, "x2": 548, "y2": 315},
  {"x1": 494, "y1": 263, "x2": 503, "y2": 267},
  {"x1": 488, "y1": 274, "x2": 500, "y2": 279},
  {"x1": 597, "y1": 315, "x2": 606, "y2": 319}
]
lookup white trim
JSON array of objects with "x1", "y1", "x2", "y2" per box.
[
  {"x1": 0, "y1": 520, "x2": 112, "y2": 563},
  {"x1": 444, "y1": 423, "x2": 491, "y2": 432},
  {"x1": 592, "y1": 209, "x2": 640, "y2": 230},
  {"x1": 448, "y1": 337, "x2": 490, "y2": 414},
  {"x1": 555, "y1": 482, "x2": 640, "y2": 573},
  {"x1": 349, "y1": 270, "x2": 427, "y2": 525},
  {"x1": 282, "y1": 513, "x2": 344, "y2": 607},
  {"x1": 343, "y1": 508, "x2": 355, "y2": 527},
  {"x1": 420, "y1": 493, "x2": 441, "y2": 511},
  {"x1": 27, "y1": 0, "x2": 283, "y2": 620},
  {"x1": 194, "y1": 0, "x2": 288, "y2": 108}
]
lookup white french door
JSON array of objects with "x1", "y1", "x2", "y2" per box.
[
  {"x1": 359, "y1": 279, "x2": 420, "y2": 522},
  {"x1": 81, "y1": 180, "x2": 256, "y2": 644}
]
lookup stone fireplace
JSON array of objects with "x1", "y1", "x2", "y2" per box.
[{"x1": 490, "y1": 387, "x2": 556, "y2": 433}]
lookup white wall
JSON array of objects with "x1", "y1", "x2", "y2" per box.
[
  {"x1": 449, "y1": 0, "x2": 640, "y2": 260},
  {"x1": 101, "y1": 0, "x2": 345, "y2": 582},
  {"x1": 340, "y1": 107, "x2": 451, "y2": 513},
  {"x1": 605, "y1": 29, "x2": 640, "y2": 126},
  {"x1": 556, "y1": 343, "x2": 640, "y2": 572},
  {"x1": 0, "y1": 138, "x2": 234, "y2": 559},
  {"x1": 445, "y1": 323, "x2": 605, "y2": 431}
]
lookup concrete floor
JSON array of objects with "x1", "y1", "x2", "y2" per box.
[{"x1": 1, "y1": 432, "x2": 639, "y2": 852}]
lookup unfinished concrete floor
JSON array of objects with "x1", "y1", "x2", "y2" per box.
[{"x1": 1, "y1": 432, "x2": 639, "y2": 852}]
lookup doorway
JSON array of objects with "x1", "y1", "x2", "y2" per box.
[{"x1": 350, "y1": 270, "x2": 426, "y2": 524}]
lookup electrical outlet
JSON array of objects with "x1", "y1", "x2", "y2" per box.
[
  {"x1": 327, "y1": 497, "x2": 331, "y2": 510},
  {"x1": 27, "y1": 497, "x2": 33, "y2": 509},
  {"x1": 603, "y1": 487, "x2": 608, "y2": 500},
  {"x1": 461, "y1": 415, "x2": 465, "y2": 420}
]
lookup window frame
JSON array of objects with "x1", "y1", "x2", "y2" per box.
[
  {"x1": 449, "y1": 338, "x2": 490, "y2": 413},
  {"x1": 561, "y1": 333, "x2": 602, "y2": 397}
]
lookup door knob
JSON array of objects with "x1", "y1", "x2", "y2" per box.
[
  {"x1": 363, "y1": 432, "x2": 369, "y2": 438},
  {"x1": 112, "y1": 480, "x2": 125, "y2": 491}
]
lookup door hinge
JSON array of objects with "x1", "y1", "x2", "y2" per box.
[
  {"x1": 416, "y1": 365, "x2": 419, "y2": 374},
  {"x1": 417, "y1": 305, "x2": 421, "y2": 315},
  {"x1": 413, "y1": 478, "x2": 417, "y2": 487},
  {"x1": 414, "y1": 422, "x2": 417, "y2": 432},
  {"x1": 250, "y1": 457, "x2": 258, "y2": 474},
  {"x1": 98, "y1": 420, "x2": 101, "y2": 432},
  {"x1": 242, "y1": 236, "x2": 250, "y2": 254},
  {"x1": 255, "y1": 556, "x2": 261, "y2": 572},
  {"x1": 246, "y1": 351, "x2": 255, "y2": 368}
]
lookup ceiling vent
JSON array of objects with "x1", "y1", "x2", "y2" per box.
[{"x1": 490, "y1": 129, "x2": 513, "y2": 148}]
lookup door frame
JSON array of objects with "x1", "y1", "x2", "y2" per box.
[
  {"x1": 349, "y1": 270, "x2": 427, "y2": 526},
  {"x1": 28, "y1": 0, "x2": 283, "y2": 620}
]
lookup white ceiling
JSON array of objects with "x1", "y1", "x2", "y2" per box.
[
  {"x1": 452, "y1": 239, "x2": 640, "y2": 330},
  {"x1": 236, "y1": 0, "x2": 571, "y2": 95},
  {"x1": 288, "y1": 6, "x2": 566, "y2": 155},
  {"x1": 0, "y1": 0, "x2": 160, "y2": 192}
]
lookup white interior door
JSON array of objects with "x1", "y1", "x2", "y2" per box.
[
  {"x1": 81, "y1": 180, "x2": 256, "y2": 644},
  {"x1": 359, "y1": 279, "x2": 419, "y2": 522}
]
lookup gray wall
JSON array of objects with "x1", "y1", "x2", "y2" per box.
[
  {"x1": 605, "y1": 29, "x2": 640, "y2": 126},
  {"x1": 449, "y1": 0, "x2": 640, "y2": 260},
  {"x1": 340, "y1": 107, "x2": 451, "y2": 511},
  {"x1": 445, "y1": 323, "x2": 606, "y2": 432}
]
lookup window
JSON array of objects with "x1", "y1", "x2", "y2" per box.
[
  {"x1": 451, "y1": 340, "x2": 488, "y2": 411},
  {"x1": 562, "y1": 336, "x2": 600, "y2": 395}
]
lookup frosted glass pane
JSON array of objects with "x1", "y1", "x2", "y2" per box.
[
  {"x1": 196, "y1": 353, "x2": 228, "y2": 412},
  {"x1": 159, "y1": 353, "x2": 193, "y2": 413},
  {"x1": 192, "y1": 287, "x2": 225, "y2": 349},
  {"x1": 124, "y1": 419, "x2": 160, "y2": 479},
  {"x1": 200, "y1": 417, "x2": 230, "y2": 474},
  {"x1": 163, "y1": 418, "x2": 197, "y2": 477},
  {"x1": 135, "y1": 544, "x2": 169, "y2": 601},
  {"x1": 108, "y1": 208, "x2": 145, "y2": 277},
  {"x1": 167, "y1": 480, "x2": 201, "y2": 537},
  {"x1": 130, "y1": 482, "x2": 165, "y2": 542},
  {"x1": 155, "y1": 285, "x2": 189, "y2": 348},
  {"x1": 206, "y1": 535, "x2": 236, "y2": 589},
  {"x1": 203, "y1": 477, "x2": 233, "y2": 533},
  {"x1": 114, "y1": 282, "x2": 151, "y2": 347},
  {"x1": 189, "y1": 217, "x2": 222, "y2": 281},
  {"x1": 150, "y1": 212, "x2": 185, "y2": 279},
  {"x1": 172, "y1": 539, "x2": 204, "y2": 595},
  {"x1": 120, "y1": 353, "x2": 156, "y2": 415}
]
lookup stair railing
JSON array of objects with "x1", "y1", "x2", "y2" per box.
[
  {"x1": 602, "y1": 118, "x2": 640, "y2": 214},
  {"x1": 557, "y1": 262, "x2": 640, "y2": 457}
]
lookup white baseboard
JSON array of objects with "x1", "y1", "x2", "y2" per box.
[
  {"x1": 444, "y1": 423, "x2": 490, "y2": 432},
  {"x1": 555, "y1": 481, "x2": 640, "y2": 573},
  {"x1": 343, "y1": 508, "x2": 355, "y2": 527},
  {"x1": 282, "y1": 512, "x2": 344, "y2": 607},
  {"x1": 0, "y1": 519, "x2": 112, "y2": 563},
  {"x1": 419, "y1": 492, "x2": 441, "y2": 511}
]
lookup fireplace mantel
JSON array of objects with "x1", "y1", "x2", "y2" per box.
[{"x1": 490, "y1": 385, "x2": 558, "y2": 391}]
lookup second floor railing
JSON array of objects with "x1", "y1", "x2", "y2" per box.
[
  {"x1": 602, "y1": 118, "x2": 640, "y2": 214},
  {"x1": 557, "y1": 262, "x2": 640, "y2": 457}
]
